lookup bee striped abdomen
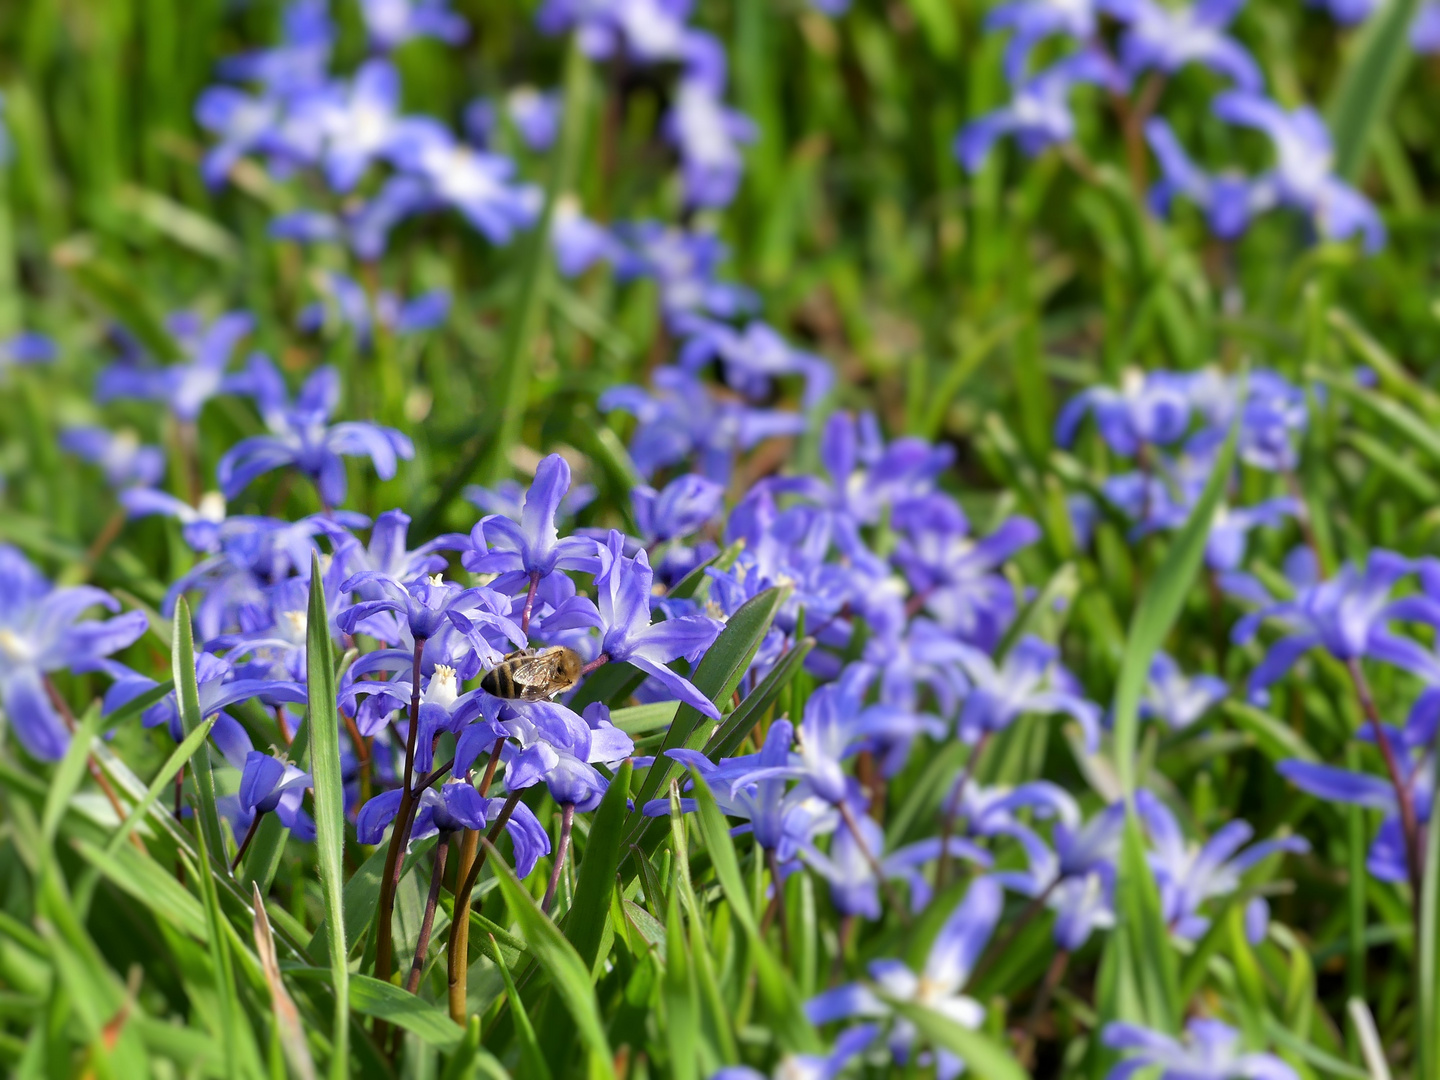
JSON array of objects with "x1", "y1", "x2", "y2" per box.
[{"x1": 481, "y1": 665, "x2": 516, "y2": 698}]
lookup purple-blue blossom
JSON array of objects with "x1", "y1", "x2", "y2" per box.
[
  {"x1": 96, "y1": 311, "x2": 254, "y2": 423},
  {"x1": 0, "y1": 545, "x2": 149, "y2": 761},
  {"x1": 61, "y1": 427, "x2": 166, "y2": 490},
  {"x1": 218, "y1": 358, "x2": 414, "y2": 509},
  {"x1": 1103, "y1": 1019, "x2": 1298, "y2": 1080},
  {"x1": 1118, "y1": 0, "x2": 1263, "y2": 89}
]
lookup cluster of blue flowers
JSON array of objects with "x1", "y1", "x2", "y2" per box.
[
  {"x1": 12, "y1": 0, "x2": 1432, "y2": 1075},
  {"x1": 960, "y1": 0, "x2": 1405, "y2": 251}
]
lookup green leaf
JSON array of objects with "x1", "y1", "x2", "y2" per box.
[
  {"x1": 305, "y1": 554, "x2": 349, "y2": 1079},
  {"x1": 346, "y1": 974, "x2": 462, "y2": 1052},
  {"x1": 625, "y1": 585, "x2": 788, "y2": 841},
  {"x1": 192, "y1": 824, "x2": 239, "y2": 1080},
  {"x1": 1114, "y1": 813, "x2": 1180, "y2": 1031},
  {"x1": 485, "y1": 934, "x2": 551, "y2": 1080},
  {"x1": 1419, "y1": 704, "x2": 1440, "y2": 1079},
  {"x1": 541, "y1": 760, "x2": 634, "y2": 1075},
  {"x1": 661, "y1": 885, "x2": 699, "y2": 1080},
  {"x1": 307, "y1": 837, "x2": 436, "y2": 962},
  {"x1": 1326, "y1": 0, "x2": 1423, "y2": 180},
  {"x1": 483, "y1": 839, "x2": 618, "y2": 1080},
  {"x1": 42, "y1": 702, "x2": 107, "y2": 848},
  {"x1": 1111, "y1": 403, "x2": 1237, "y2": 796},
  {"x1": 1220, "y1": 701, "x2": 1320, "y2": 765},
  {"x1": 483, "y1": 34, "x2": 591, "y2": 485},
  {"x1": 687, "y1": 770, "x2": 820, "y2": 1054},
  {"x1": 172, "y1": 597, "x2": 225, "y2": 862},
  {"x1": 72, "y1": 839, "x2": 207, "y2": 939},
  {"x1": 889, "y1": 1001, "x2": 1029, "y2": 1080},
  {"x1": 251, "y1": 884, "x2": 317, "y2": 1080},
  {"x1": 1308, "y1": 367, "x2": 1440, "y2": 465},
  {"x1": 104, "y1": 716, "x2": 215, "y2": 856}
]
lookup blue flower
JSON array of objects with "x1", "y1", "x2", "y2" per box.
[
  {"x1": 805, "y1": 877, "x2": 1003, "y2": 1080},
  {"x1": 1137, "y1": 791, "x2": 1307, "y2": 940},
  {"x1": 387, "y1": 120, "x2": 538, "y2": 244},
  {"x1": 314, "y1": 59, "x2": 406, "y2": 193},
  {"x1": 892, "y1": 496, "x2": 1039, "y2": 651},
  {"x1": 1140, "y1": 652, "x2": 1227, "y2": 730},
  {"x1": 600, "y1": 367, "x2": 808, "y2": 483},
  {"x1": 1232, "y1": 551, "x2": 1414, "y2": 702},
  {"x1": 675, "y1": 316, "x2": 833, "y2": 411},
  {"x1": 632, "y1": 474, "x2": 725, "y2": 544},
  {"x1": 801, "y1": 809, "x2": 989, "y2": 919},
  {"x1": 232, "y1": 750, "x2": 315, "y2": 841},
  {"x1": 1308, "y1": 0, "x2": 1380, "y2": 25},
  {"x1": 552, "y1": 196, "x2": 620, "y2": 277},
  {"x1": 1118, "y1": 0, "x2": 1263, "y2": 89},
  {"x1": 956, "y1": 49, "x2": 1123, "y2": 171},
  {"x1": 952, "y1": 636, "x2": 1102, "y2": 751},
  {"x1": 986, "y1": 0, "x2": 1133, "y2": 80},
  {"x1": 664, "y1": 77, "x2": 756, "y2": 209},
  {"x1": 710, "y1": 1026, "x2": 879, "y2": 1080},
  {"x1": 643, "y1": 720, "x2": 839, "y2": 859},
  {"x1": 463, "y1": 454, "x2": 603, "y2": 594},
  {"x1": 1416, "y1": 1, "x2": 1440, "y2": 51},
  {"x1": 61, "y1": 427, "x2": 166, "y2": 490},
  {"x1": 217, "y1": 358, "x2": 414, "y2": 508},
  {"x1": 503, "y1": 701, "x2": 635, "y2": 811},
  {"x1": 270, "y1": 176, "x2": 432, "y2": 260},
  {"x1": 559, "y1": 532, "x2": 722, "y2": 718},
  {"x1": 1214, "y1": 91, "x2": 1385, "y2": 253},
  {"x1": 215, "y1": 0, "x2": 333, "y2": 96},
  {"x1": 1102, "y1": 1018, "x2": 1298, "y2": 1080},
  {"x1": 361, "y1": 0, "x2": 469, "y2": 51},
  {"x1": 338, "y1": 570, "x2": 524, "y2": 646},
  {"x1": 193, "y1": 87, "x2": 286, "y2": 188},
  {"x1": 0, "y1": 545, "x2": 149, "y2": 761},
  {"x1": 106, "y1": 649, "x2": 307, "y2": 745},
  {"x1": 505, "y1": 87, "x2": 563, "y2": 152},
  {"x1": 358, "y1": 784, "x2": 550, "y2": 877},
  {"x1": 612, "y1": 223, "x2": 757, "y2": 324},
  {"x1": 1056, "y1": 367, "x2": 1195, "y2": 456},
  {"x1": 298, "y1": 272, "x2": 450, "y2": 350},
  {"x1": 0, "y1": 332, "x2": 56, "y2": 376},
  {"x1": 1146, "y1": 117, "x2": 1276, "y2": 239},
  {"x1": 96, "y1": 311, "x2": 254, "y2": 423},
  {"x1": 536, "y1": 0, "x2": 695, "y2": 65}
]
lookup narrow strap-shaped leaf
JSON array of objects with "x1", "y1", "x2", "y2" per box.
[
  {"x1": 1326, "y1": 0, "x2": 1423, "y2": 180},
  {"x1": 42, "y1": 702, "x2": 108, "y2": 848},
  {"x1": 487, "y1": 934, "x2": 551, "y2": 1080},
  {"x1": 536, "y1": 760, "x2": 634, "y2": 1075},
  {"x1": 625, "y1": 585, "x2": 788, "y2": 843},
  {"x1": 193, "y1": 825, "x2": 238, "y2": 1080},
  {"x1": 306, "y1": 553, "x2": 349, "y2": 1079},
  {"x1": 104, "y1": 716, "x2": 214, "y2": 857},
  {"x1": 172, "y1": 596, "x2": 225, "y2": 861},
  {"x1": 687, "y1": 770, "x2": 821, "y2": 1054},
  {"x1": 483, "y1": 839, "x2": 618, "y2": 1080},
  {"x1": 889, "y1": 1001, "x2": 1029, "y2": 1080}
]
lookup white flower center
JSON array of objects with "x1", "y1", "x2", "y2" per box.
[
  {"x1": 425, "y1": 664, "x2": 459, "y2": 708},
  {"x1": 197, "y1": 492, "x2": 227, "y2": 522},
  {"x1": 0, "y1": 628, "x2": 32, "y2": 662}
]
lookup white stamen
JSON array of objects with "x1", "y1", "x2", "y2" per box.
[{"x1": 425, "y1": 664, "x2": 459, "y2": 708}]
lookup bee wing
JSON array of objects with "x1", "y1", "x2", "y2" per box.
[{"x1": 510, "y1": 654, "x2": 562, "y2": 693}]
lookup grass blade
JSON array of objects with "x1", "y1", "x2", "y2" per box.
[
  {"x1": 42, "y1": 702, "x2": 107, "y2": 848},
  {"x1": 483, "y1": 838, "x2": 617, "y2": 1080},
  {"x1": 192, "y1": 824, "x2": 238, "y2": 1080},
  {"x1": 890, "y1": 1001, "x2": 1029, "y2": 1080},
  {"x1": 305, "y1": 553, "x2": 349, "y2": 1078},
  {"x1": 104, "y1": 716, "x2": 215, "y2": 856},
  {"x1": 172, "y1": 596, "x2": 225, "y2": 862},
  {"x1": 1326, "y1": 0, "x2": 1423, "y2": 180}
]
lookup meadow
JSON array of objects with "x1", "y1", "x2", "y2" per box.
[{"x1": 2, "y1": 0, "x2": 1440, "y2": 1077}]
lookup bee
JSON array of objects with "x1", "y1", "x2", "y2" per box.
[{"x1": 480, "y1": 646, "x2": 584, "y2": 701}]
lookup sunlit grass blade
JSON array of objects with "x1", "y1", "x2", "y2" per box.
[
  {"x1": 305, "y1": 553, "x2": 349, "y2": 1078},
  {"x1": 104, "y1": 716, "x2": 214, "y2": 857},
  {"x1": 486, "y1": 934, "x2": 551, "y2": 1080},
  {"x1": 41, "y1": 702, "x2": 107, "y2": 847},
  {"x1": 889, "y1": 1001, "x2": 1029, "y2": 1080},
  {"x1": 1326, "y1": 0, "x2": 1424, "y2": 180},
  {"x1": 192, "y1": 824, "x2": 238, "y2": 1080},
  {"x1": 172, "y1": 596, "x2": 224, "y2": 862},
  {"x1": 483, "y1": 838, "x2": 617, "y2": 1080}
]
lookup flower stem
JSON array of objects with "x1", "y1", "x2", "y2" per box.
[
  {"x1": 764, "y1": 847, "x2": 792, "y2": 963},
  {"x1": 373, "y1": 636, "x2": 427, "y2": 996},
  {"x1": 405, "y1": 833, "x2": 450, "y2": 995},
  {"x1": 447, "y1": 790, "x2": 522, "y2": 1025},
  {"x1": 579, "y1": 653, "x2": 611, "y2": 677},
  {"x1": 542, "y1": 802, "x2": 576, "y2": 915},
  {"x1": 231, "y1": 811, "x2": 263, "y2": 872},
  {"x1": 1346, "y1": 657, "x2": 1423, "y2": 897},
  {"x1": 836, "y1": 799, "x2": 908, "y2": 922},
  {"x1": 936, "y1": 733, "x2": 989, "y2": 890},
  {"x1": 521, "y1": 570, "x2": 540, "y2": 638},
  {"x1": 446, "y1": 737, "x2": 506, "y2": 1020}
]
